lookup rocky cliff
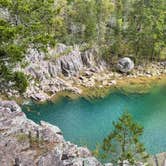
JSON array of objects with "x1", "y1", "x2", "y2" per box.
[
  {"x1": 13, "y1": 44, "x2": 106, "y2": 101},
  {"x1": 0, "y1": 100, "x2": 102, "y2": 166}
]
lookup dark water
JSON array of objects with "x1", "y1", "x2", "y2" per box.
[{"x1": 23, "y1": 85, "x2": 166, "y2": 154}]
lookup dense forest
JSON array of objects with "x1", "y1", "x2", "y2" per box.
[{"x1": 0, "y1": 0, "x2": 165, "y2": 92}]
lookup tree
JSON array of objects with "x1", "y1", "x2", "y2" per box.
[
  {"x1": 100, "y1": 0, "x2": 129, "y2": 62},
  {"x1": 0, "y1": 0, "x2": 65, "y2": 93},
  {"x1": 64, "y1": 0, "x2": 113, "y2": 45},
  {"x1": 64, "y1": 0, "x2": 98, "y2": 44},
  {"x1": 102, "y1": 112, "x2": 149, "y2": 165},
  {"x1": 103, "y1": 0, "x2": 165, "y2": 63},
  {"x1": 13, "y1": 71, "x2": 28, "y2": 93},
  {"x1": 125, "y1": 0, "x2": 165, "y2": 62}
]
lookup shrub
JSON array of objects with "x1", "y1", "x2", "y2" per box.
[{"x1": 13, "y1": 72, "x2": 28, "y2": 93}]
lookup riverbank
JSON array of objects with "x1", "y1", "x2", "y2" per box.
[
  {"x1": 19, "y1": 61, "x2": 166, "y2": 103},
  {"x1": 0, "y1": 62, "x2": 166, "y2": 104},
  {"x1": 0, "y1": 43, "x2": 165, "y2": 104}
]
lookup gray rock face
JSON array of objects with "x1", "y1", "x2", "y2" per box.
[
  {"x1": 24, "y1": 44, "x2": 97, "y2": 78},
  {"x1": 148, "y1": 152, "x2": 166, "y2": 166},
  {"x1": 15, "y1": 44, "x2": 101, "y2": 101},
  {"x1": 117, "y1": 57, "x2": 134, "y2": 73},
  {"x1": 0, "y1": 100, "x2": 103, "y2": 166},
  {"x1": 59, "y1": 48, "x2": 83, "y2": 76}
]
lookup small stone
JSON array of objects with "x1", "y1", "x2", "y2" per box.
[{"x1": 110, "y1": 80, "x2": 117, "y2": 85}]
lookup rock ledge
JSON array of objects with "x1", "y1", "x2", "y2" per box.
[{"x1": 0, "y1": 100, "x2": 102, "y2": 166}]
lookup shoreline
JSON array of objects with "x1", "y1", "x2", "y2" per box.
[
  {"x1": 24, "y1": 60, "x2": 166, "y2": 104},
  {"x1": 1, "y1": 43, "x2": 165, "y2": 104},
  {"x1": 7, "y1": 74, "x2": 166, "y2": 106},
  {"x1": 0, "y1": 61, "x2": 166, "y2": 105},
  {"x1": 1, "y1": 74, "x2": 166, "y2": 106}
]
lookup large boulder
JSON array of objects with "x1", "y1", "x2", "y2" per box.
[{"x1": 117, "y1": 57, "x2": 134, "y2": 73}]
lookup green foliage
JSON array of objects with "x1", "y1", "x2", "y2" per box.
[
  {"x1": 126, "y1": 0, "x2": 166, "y2": 61},
  {"x1": 16, "y1": 133, "x2": 29, "y2": 143},
  {"x1": 13, "y1": 71, "x2": 28, "y2": 93},
  {"x1": 102, "y1": 112, "x2": 149, "y2": 165},
  {"x1": 0, "y1": 0, "x2": 165, "y2": 93},
  {"x1": 64, "y1": 0, "x2": 97, "y2": 44},
  {"x1": 103, "y1": 0, "x2": 166, "y2": 62},
  {"x1": 0, "y1": 0, "x2": 63, "y2": 93},
  {"x1": 63, "y1": 0, "x2": 113, "y2": 45}
]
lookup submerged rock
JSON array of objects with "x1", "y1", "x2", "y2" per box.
[{"x1": 117, "y1": 57, "x2": 134, "y2": 73}]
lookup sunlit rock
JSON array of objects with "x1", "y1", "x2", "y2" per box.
[{"x1": 117, "y1": 57, "x2": 134, "y2": 73}]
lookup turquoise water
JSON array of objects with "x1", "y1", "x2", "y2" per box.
[{"x1": 23, "y1": 85, "x2": 166, "y2": 154}]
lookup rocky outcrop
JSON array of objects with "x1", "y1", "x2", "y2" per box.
[
  {"x1": 5, "y1": 43, "x2": 165, "y2": 102},
  {"x1": 48, "y1": 44, "x2": 84, "y2": 76},
  {"x1": 24, "y1": 44, "x2": 97, "y2": 78},
  {"x1": 117, "y1": 57, "x2": 134, "y2": 73},
  {"x1": 17, "y1": 44, "x2": 101, "y2": 101},
  {"x1": 0, "y1": 100, "x2": 102, "y2": 166}
]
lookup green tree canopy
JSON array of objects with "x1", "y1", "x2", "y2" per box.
[
  {"x1": 105, "y1": 0, "x2": 166, "y2": 62},
  {"x1": 0, "y1": 0, "x2": 65, "y2": 92},
  {"x1": 0, "y1": 0, "x2": 165, "y2": 93},
  {"x1": 102, "y1": 112, "x2": 149, "y2": 165},
  {"x1": 64, "y1": 0, "x2": 113, "y2": 45}
]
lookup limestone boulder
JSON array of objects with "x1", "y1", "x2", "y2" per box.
[{"x1": 117, "y1": 57, "x2": 134, "y2": 73}]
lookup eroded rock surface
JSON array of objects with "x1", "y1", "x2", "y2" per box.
[
  {"x1": 24, "y1": 44, "x2": 97, "y2": 78},
  {"x1": 148, "y1": 152, "x2": 166, "y2": 166},
  {"x1": 2, "y1": 43, "x2": 165, "y2": 102},
  {"x1": 19, "y1": 44, "x2": 101, "y2": 101},
  {"x1": 0, "y1": 100, "x2": 102, "y2": 166}
]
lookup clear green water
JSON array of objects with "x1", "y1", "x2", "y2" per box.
[{"x1": 23, "y1": 85, "x2": 166, "y2": 154}]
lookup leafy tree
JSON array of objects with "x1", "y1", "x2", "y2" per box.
[
  {"x1": 64, "y1": 0, "x2": 113, "y2": 45},
  {"x1": 95, "y1": 0, "x2": 114, "y2": 44},
  {"x1": 102, "y1": 112, "x2": 149, "y2": 165},
  {"x1": 126, "y1": 0, "x2": 166, "y2": 62},
  {"x1": 103, "y1": 0, "x2": 165, "y2": 63},
  {"x1": 64, "y1": 0, "x2": 98, "y2": 44},
  {"x1": 100, "y1": 0, "x2": 129, "y2": 62},
  {"x1": 0, "y1": 0, "x2": 65, "y2": 92},
  {"x1": 13, "y1": 71, "x2": 28, "y2": 93}
]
